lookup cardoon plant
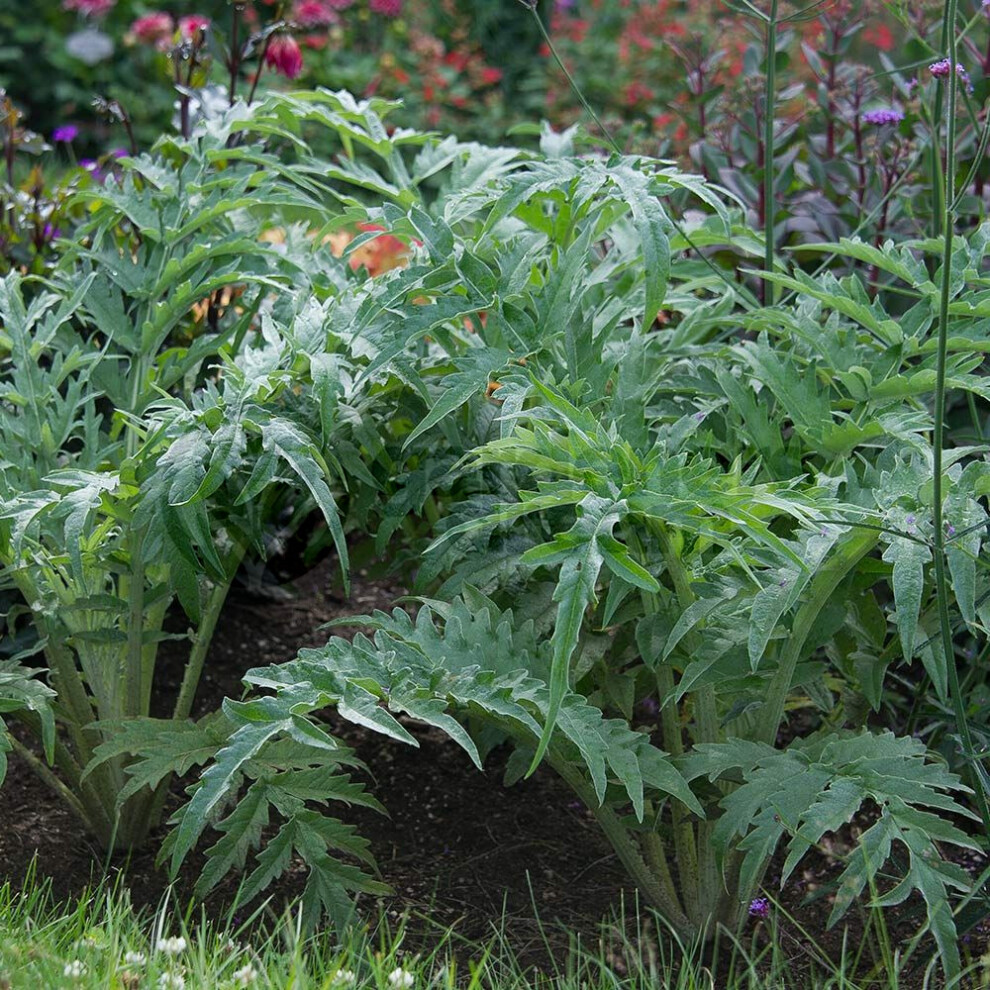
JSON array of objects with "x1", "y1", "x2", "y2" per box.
[{"x1": 131, "y1": 92, "x2": 989, "y2": 977}]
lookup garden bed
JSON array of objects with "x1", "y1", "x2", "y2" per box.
[
  {"x1": 0, "y1": 560, "x2": 630, "y2": 966},
  {"x1": 2, "y1": 558, "x2": 986, "y2": 985}
]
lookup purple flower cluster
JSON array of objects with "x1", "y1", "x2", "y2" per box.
[
  {"x1": 862, "y1": 107, "x2": 904, "y2": 127},
  {"x1": 52, "y1": 124, "x2": 79, "y2": 143},
  {"x1": 929, "y1": 58, "x2": 974, "y2": 92},
  {"x1": 749, "y1": 897, "x2": 770, "y2": 919}
]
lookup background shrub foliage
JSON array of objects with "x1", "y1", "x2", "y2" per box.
[{"x1": 2, "y1": 0, "x2": 990, "y2": 983}]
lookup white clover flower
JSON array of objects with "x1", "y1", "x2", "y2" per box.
[
  {"x1": 63, "y1": 960, "x2": 87, "y2": 979},
  {"x1": 387, "y1": 967, "x2": 415, "y2": 989},
  {"x1": 124, "y1": 951, "x2": 147, "y2": 966},
  {"x1": 157, "y1": 936, "x2": 188, "y2": 956},
  {"x1": 157, "y1": 973, "x2": 186, "y2": 989},
  {"x1": 232, "y1": 962, "x2": 259, "y2": 986},
  {"x1": 330, "y1": 969, "x2": 357, "y2": 987}
]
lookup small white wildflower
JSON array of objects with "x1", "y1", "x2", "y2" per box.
[
  {"x1": 330, "y1": 969, "x2": 357, "y2": 987},
  {"x1": 232, "y1": 962, "x2": 259, "y2": 986},
  {"x1": 387, "y1": 967, "x2": 415, "y2": 989},
  {"x1": 124, "y1": 951, "x2": 147, "y2": 966},
  {"x1": 63, "y1": 960, "x2": 87, "y2": 979},
  {"x1": 157, "y1": 973, "x2": 186, "y2": 989},
  {"x1": 157, "y1": 936, "x2": 187, "y2": 955}
]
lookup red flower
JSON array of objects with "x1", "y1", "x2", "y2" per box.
[
  {"x1": 63, "y1": 0, "x2": 116, "y2": 15},
  {"x1": 480, "y1": 67, "x2": 503, "y2": 86},
  {"x1": 293, "y1": 0, "x2": 338, "y2": 27},
  {"x1": 369, "y1": 0, "x2": 403, "y2": 16},
  {"x1": 863, "y1": 23, "x2": 894, "y2": 52},
  {"x1": 178, "y1": 15, "x2": 210, "y2": 39},
  {"x1": 130, "y1": 11, "x2": 174, "y2": 44},
  {"x1": 265, "y1": 34, "x2": 304, "y2": 79},
  {"x1": 443, "y1": 51, "x2": 470, "y2": 72}
]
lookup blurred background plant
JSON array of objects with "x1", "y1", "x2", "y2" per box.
[{"x1": 0, "y1": 0, "x2": 980, "y2": 283}]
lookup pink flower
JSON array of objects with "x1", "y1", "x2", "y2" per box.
[
  {"x1": 130, "y1": 11, "x2": 174, "y2": 45},
  {"x1": 178, "y1": 14, "x2": 210, "y2": 38},
  {"x1": 293, "y1": 0, "x2": 338, "y2": 26},
  {"x1": 63, "y1": 0, "x2": 116, "y2": 15},
  {"x1": 369, "y1": 0, "x2": 402, "y2": 15},
  {"x1": 265, "y1": 34, "x2": 304, "y2": 79},
  {"x1": 326, "y1": 0, "x2": 354, "y2": 7}
]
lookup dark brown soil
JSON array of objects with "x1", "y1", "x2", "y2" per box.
[
  {"x1": 0, "y1": 558, "x2": 630, "y2": 968},
  {"x1": 1, "y1": 556, "x2": 987, "y2": 984}
]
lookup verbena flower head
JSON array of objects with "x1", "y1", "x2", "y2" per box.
[
  {"x1": 124, "y1": 951, "x2": 147, "y2": 966},
  {"x1": 63, "y1": 960, "x2": 87, "y2": 979},
  {"x1": 330, "y1": 969, "x2": 357, "y2": 987},
  {"x1": 370, "y1": 0, "x2": 403, "y2": 15},
  {"x1": 63, "y1": 0, "x2": 116, "y2": 15},
  {"x1": 748, "y1": 897, "x2": 770, "y2": 918},
  {"x1": 265, "y1": 34, "x2": 304, "y2": 78},
  {"x1": 862, "y1": 107, "x2": 904, "y2": 126},
  {"x1": 929, "y1": 58, "x2": 974, "y2": 91},
  {"x1": 52, "y1": 124, "x2": 79, "y2": 142},
  {"x1": 157, "y1": 974, "x2": 185, "y2": 990}
]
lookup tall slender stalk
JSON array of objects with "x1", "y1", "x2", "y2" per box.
[
  {"x1": 763, "y1": 0, "x2": 780, "y2": 301},
  {"x1": 933, "y1": 0, "x2": 990, "y2": 837}
]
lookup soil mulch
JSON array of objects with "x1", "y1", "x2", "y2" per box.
[{"x1": 1, "y1": 555, "x2": 988, "y2": 984}]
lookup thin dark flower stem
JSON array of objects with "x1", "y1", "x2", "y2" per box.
[
  {"x1": 229, "y1": 3, "x2": 243, "y2": 107},
  {"x1": 119, "y1": 104, "x2": 138, "y2": 156},
  {"x1": 825, "y1": 21, "x2": 839, "y2": 159},
  {"x1": 4, "y1": 120, "x2": 13, "y2": 186},
  {"x1": 247, "y1": 37, "x2": 272, "y2": 107},
  {"x1": 763, "y1": 0, "x2": 779, "y2": 302},
  {"x1": 248, "y1": 10, "x2": 284, "y2": 108},
  {"x1": 175, "y1": 51, "x2": 190, "y2": 139},
  {"x1": 853, "y1": 91, "x2": 867, "y2": 214},
  {"x1": 934, "y1": 0, "x2": 990, "y2": 840}
]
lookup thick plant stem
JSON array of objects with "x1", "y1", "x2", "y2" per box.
[
  {"x1": 172, "y1": 571, "x2": 238, "y2": 722},
  {"x1": 124, "y1": 528, "x2": 145, "y2": 718},
  {"x1": 654, "y1": 526, "x2": 720, "y2": 922},
  {"x1": 624, "y1": 525, "x2": 701, "y2": 920},
  {"x1": 548, "y1": 751, "x2": 694, "y2": 940},
  {"x1": 756, "y1": 529, "x2": 878, "y2": 747},
  {"x1": 934, "y1": 4, "x2": 990, "y2": 836}
]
